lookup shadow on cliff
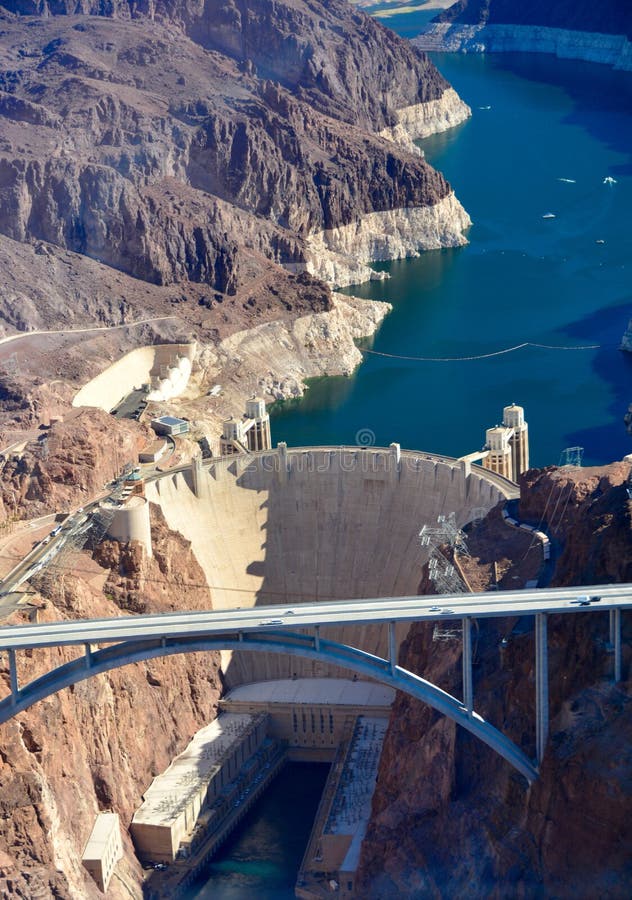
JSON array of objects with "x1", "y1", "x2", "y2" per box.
[{"x1": 556, "y1": 300, "x2": 632, "y2": 461}]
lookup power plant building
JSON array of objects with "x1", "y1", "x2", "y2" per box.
[
  {"x1": 151, "y1": 415, "x2": 190, "y2": 436},
  {"x1": 131, "y1": 713, "x2": 268, "y2": 864},
  {"x1": 81, "y1": 812, "x2": 123, "y2": 893}
]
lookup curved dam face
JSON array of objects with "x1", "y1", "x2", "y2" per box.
[{"x1": 145, "y1": 446, "x2": 515, "y2": 686}]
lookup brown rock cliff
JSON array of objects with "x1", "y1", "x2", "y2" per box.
[
  {"x1": 358, "y1": 463, "x2": 632, "y2": 898},
  {"x1": 0, "y1": 505, "x2": 222, "y2": 898}
]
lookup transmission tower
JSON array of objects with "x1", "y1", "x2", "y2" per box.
[
  {"x1": 420, "y1": 512, "x2": 469, "y2": 641},
  {"x1": 30, "y1": 483, "x2": 127, "y2": 596},
  {"x1": 559, "y1": 446, "x2": 583, "y2": 468},
  {"x1": 420, "y1": 512, "x2": 470, "y2": 559}
]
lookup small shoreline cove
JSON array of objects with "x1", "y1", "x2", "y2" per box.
[{"x1": 272, "y1": 51, "x2": 632, "y2": 468}]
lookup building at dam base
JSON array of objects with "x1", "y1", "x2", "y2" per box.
[
  {"x1": 131, "y1": 713, "x2": 269, "y2": 864},
  {"x1": 133, "y1": 681, "x2": 395, "y2": 896},
  {"x1": 220, "y1": 678, "x2": 395, "y2": 760}
]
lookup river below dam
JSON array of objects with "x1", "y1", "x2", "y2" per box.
[
  {"x1": 183, "y1": 763, "x2": 328, "y2": 899},
  {"x1": 272, "y1": 50, "x2": 632, "y2": 468},
  {"x1": 189, "y1": 36, "x2": 631, "y2": 900}
]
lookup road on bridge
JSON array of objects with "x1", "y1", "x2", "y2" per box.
[{"x1": 0, "y1": 583, "x2": 627, "y2": 650}]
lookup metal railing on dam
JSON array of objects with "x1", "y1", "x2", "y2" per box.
[{"x1": 0, "y1": 585, "x2": 628, "y2": 783}]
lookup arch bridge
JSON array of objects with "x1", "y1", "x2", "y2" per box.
[{"x1": 0, "y1": 584, "x2": 628, "y2": 784}]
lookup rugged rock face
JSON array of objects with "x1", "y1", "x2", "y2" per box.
[
  {"x1": 304, "y1": 194, "x2": 471, "y2": 287},
  {"x1": 0, "y1": 507, "x2": 222, "y2": 899},
  {"x1": 0, "y1": 0, "x2": 471, "y2": 433},
  {"x1": 415, "y1": 0, "x2": 632, "y2": 69},
  {"x1": 209, "y1": 293, "x2": 392, "y2": 402},
  {"x1": 357, "y1": 463, "x2": 632, "y2": 898},
  {"x1": 436, "y1": 1, "x2": 632, "y2": 37},
  {"x1": 519, "y1": 462, "x2": 632, "y2": 586},
  {"x1": 0, "y1": 408, "x2": 147, "y2": 525},
  {"x1": 0, "y1": 0, "x2": 470, "y2": 323}
]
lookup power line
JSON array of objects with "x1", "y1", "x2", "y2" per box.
[{"x1": 359, "y1": 341, "x2": 603, "y2": 363}]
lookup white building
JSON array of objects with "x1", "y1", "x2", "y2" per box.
[
  {"x1": 131, "y1": 713, "x2": 267, "y2": 864},
  {"x1": 482, "y1": 404, "x2": 530, "y2": 482},
  {"x1": 82, "y1": 812, "x2": 123, "y2": 893}
]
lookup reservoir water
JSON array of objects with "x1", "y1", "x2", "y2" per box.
[{"x1": 272, "y1": 52, "x2": 632, "y2": 467}]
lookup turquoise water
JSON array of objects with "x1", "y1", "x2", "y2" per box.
[
  {"x1": 364, "y1": 2, "x2": 439, "y2": 37},
  {"x1": 272, "y1": 52, "x2": 632, "y2": 467},
  {"x1": 185, "y1": 763, "x2": 329, "y2": 899}
]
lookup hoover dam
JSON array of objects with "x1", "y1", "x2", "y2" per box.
[{"x1": 144, "y1": 444, "x2": 517, "y2": 687}]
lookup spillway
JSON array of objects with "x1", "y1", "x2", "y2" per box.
[{"x1": 145, "y1": 445, "x2": 515, "y2": 686}]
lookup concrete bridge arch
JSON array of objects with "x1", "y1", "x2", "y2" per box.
[{"x1": 0, "y1": 629, "x2": 538, "y2": 782}]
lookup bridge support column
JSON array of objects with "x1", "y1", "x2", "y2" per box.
[
  {"x1": 462, "y1": 617, "x2": 473, "y2": 716},
  {"x1": 535, "y1": 613, "x2": 549, "y2": 765},
  {"x1": 314, "y1": 626, "x2": 320, "y2": 653},
  {"x1": 8, "y1": 649, "x2": 18, "y2": 705},
  {"x1": 610, "y1": 609, "x2": 622, "y2": 683},
  {"x1": 84, "y1": 643, "x2": 92, "y2": 670},
  {"x1": 389, "y1": 622, "x2": 397, "y2": 675}
]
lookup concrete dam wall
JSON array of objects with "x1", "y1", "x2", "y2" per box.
[{"x1": 145, "y1": 446, "x2": 515, "y2": 687}]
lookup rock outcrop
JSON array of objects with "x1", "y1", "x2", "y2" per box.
[
  {"x1": 357, "y1": 462, "x2": 632, "y2": 898},
  {"x1": 415, "y1": 0, "x2": 632, "y2": 69},
  {"x1": 0, "y1": 0, "x2": 472, "y2": 434},
  {"x1": 209, "y1": 293, "x2": 392, "y2": 403},
  {"x1": 0, "y1": 408, "x2": 147, "y2": 525},
  {"x1": 0, "y1": 0, "x2": 470, "y2": 324}
]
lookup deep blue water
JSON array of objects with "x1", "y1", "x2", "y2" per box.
[{"x1": 272, "y1": 52, "x2": 632, "y2": 467}]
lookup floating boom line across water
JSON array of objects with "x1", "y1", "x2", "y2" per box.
[{"x1": 359, "y1": 341, "x2": 602, "y2": 363}]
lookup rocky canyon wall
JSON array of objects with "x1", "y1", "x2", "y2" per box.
[
  {"x1": 0, "y1": 0, "x2": 471, "y2": 315},
  {"x1": 415, "y1": 23, "x2": 632, "y2": 70},
  {"x1": 357, "y1": 462, "x2": 632, "y2": 898},
  {"x1": 0, "y1": 507, "x2": 223, "y2": 899},
  {"x1": 416, "y1": 0, "x2": 632, "y2": 69}
]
